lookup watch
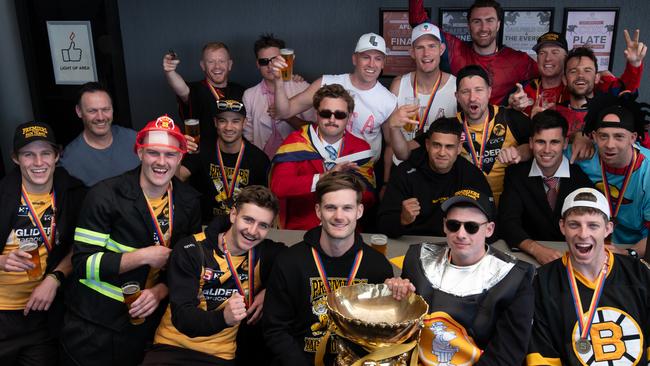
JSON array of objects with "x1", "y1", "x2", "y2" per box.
[
  {"x1": 626, "y1": 248, "x2": 639, "y2": 259},
  {"x1": 50, "y1": 270, "x2": 66, "y2": 283}
]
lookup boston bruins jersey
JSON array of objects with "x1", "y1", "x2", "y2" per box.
[
  {"x1": 401, "y1": 243, "x2": 535, "y2": 365},
  {"x1": 527, "y1": 253, "x2": 650, "y2": 366},
  {"x1": 152, "y1": 216, "x2": 284, "y2": 361}
]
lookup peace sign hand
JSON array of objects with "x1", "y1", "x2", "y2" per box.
[{"x1": 624, "y1": 29, "x2": 647, "y2": 67}]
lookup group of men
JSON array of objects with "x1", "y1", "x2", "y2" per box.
[{"x1": 1, "y1": 0, "x2": 649, "y2": 365}]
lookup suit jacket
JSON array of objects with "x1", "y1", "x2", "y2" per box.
[{"x1": 499, "y1": 160, "x2": 594, "y2": 248}]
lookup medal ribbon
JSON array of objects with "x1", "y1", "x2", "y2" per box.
[
  {"x1": 143, "y1": 185, "x2": 173, "y2": 247},
  {"x1": 311, "y1": 247, "x2": 363, "y2": 294},
  {"x1": 222, "y1": 235, "x2": 255, "y2": 307},
  {"x1": 460, "y1": 110, "x2": 492, "y2": 170},
  {"x1": 600, "y1": 148, "x2": 638, "y2": 219},
  {"x1": 205, "y1": 79, "x2": 225, "y2": 101},
  {"x1": 216, "y1": 141, "x2": 246, "y2": 198},
  {"x1": 413, "y1": 72, "x2": 442, "y2": 131},
  {"x1": 20, "y1": 186, "x2": 55, "y2": 253},
  {"x1": 565, "y1": 257, "x2": 608, "y2": 342}
]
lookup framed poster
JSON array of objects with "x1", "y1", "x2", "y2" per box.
[
  {"x1": 439, "y1": 8, "x2": 471, "y2": 43},
  {"x1": 380, "y1": 8, "x2": 432, "y2": 76},
  {"x1": 501, "y1": 9, "x2": 554, "y2": 59},
  {"x1": 46, "y1": 21, "x2": 98, "y2": 85},
  {"x1": 563, "y1": 8, "x2": 619, "y2": 70}
]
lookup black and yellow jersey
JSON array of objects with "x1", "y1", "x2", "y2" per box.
[{"x1": 153, "y1": 216, "x2": 285, "y2": 361}]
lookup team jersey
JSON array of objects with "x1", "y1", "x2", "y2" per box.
[
  {"x1": 527, "y1": 253, "x2": 650, "y2": 366},
  {"x1": 0, "y1": 192, "x2": 52, "y2": 310},
  {"x1": 457, "y1": 105, "x2": 532, "y2": 203},
  {"x1": 571, "y1": 144, "x2": 650, "y2": 244}
]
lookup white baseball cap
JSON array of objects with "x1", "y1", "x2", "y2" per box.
[
  {"x1": 561, "y1": 188, "x2": 611, "y2": 220},
  {"x1": 411, "y1": 22, "x2": 442, "y2": 44},
  {"x1": 355, "y1": 33, "x2": 386, "y2": 54}
]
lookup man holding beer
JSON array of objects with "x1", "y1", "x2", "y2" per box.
[
  {"x1": 163, "y1": 42, "x2": 246, "y2": 145},
  {"x1": 0, "y1": 121, "x2": 86, "y2": 365},
  {"x1": 61, "y1": 116, "x2": 201, "y2": 366}
]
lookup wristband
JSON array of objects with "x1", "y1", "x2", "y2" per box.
[{"x1": 49, "y1": 270, "x2": 65, "y2": 284}]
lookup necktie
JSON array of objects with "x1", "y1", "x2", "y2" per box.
[
  {"x1": 543, "y1": 176, "x2": 560, "y2": 210},
  {"x1": 324, "y1": 145, "x2": 337, "y2": 170}
]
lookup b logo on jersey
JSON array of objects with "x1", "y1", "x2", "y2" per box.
[
  {"x1": 572, "y1": 307, "x2": 643, "y2": 365},
  {"x1": 419, "y1": 312, "x2": 481, "y2": 365}
]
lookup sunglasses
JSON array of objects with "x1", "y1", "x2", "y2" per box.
[
  {"x1": 257, "y1": 57, "x2": 273, "y2": 66},
  {"x1": 318, "y1": 109, "x2": 348, "y2": 120},
  {"x1": 444, "y1": 219, "x2": 488, "y2": 235},
  {"x1": 216, "y1": 100, "x2": 244, "y2": 112}
]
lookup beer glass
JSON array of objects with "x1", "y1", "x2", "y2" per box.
[
  {"x1": 184, "y1": 119, "x2": 200, "y2": 153},
  {"x1": 402, "y1": 97, "x2": 420, "y2": 134},
  {"x1": 121, "y1": 281, "x2": 145, "y2": 325},
  {"x1": 280, "y1": 48, "x2": 295, "y2": 81},
  {"x1": 370, "y1": 234, "x2": 388, "y2": 256},
  {"x1": 19, "y1": 239, "x2": 42, "y2": 280}
]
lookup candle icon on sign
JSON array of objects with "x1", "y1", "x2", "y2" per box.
[{"x1": 62, "y1": 32, "x2": 82, "y2": 62}]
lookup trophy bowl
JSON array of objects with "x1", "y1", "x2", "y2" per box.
[{"x1": 327, "y1": 283, "x2": 428, "y2": 348}]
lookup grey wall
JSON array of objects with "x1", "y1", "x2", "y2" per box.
[
  {"x1": 117, "y1": 0, "x2": 650, "y2": 130},
  {"x1": 1, "y1": 0, "x2": 34, "y2": 170}
]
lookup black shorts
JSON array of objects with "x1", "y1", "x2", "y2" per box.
[
  {"x1": 0, "y1": 310, "x2": 57, "y2": 366},
  {"x1": 142, "y1": 344, "x2": 234, "y2": 366}
]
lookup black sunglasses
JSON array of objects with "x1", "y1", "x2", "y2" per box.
[
  {"x1": 318, "y1": 109, "x2": 348, "y2": 120},
  {"x1": 444, "y1": 219, "x2": 488, "y2": 235},
  {"x1": 257, "y1": 57, "x2": 273, "y2": 66}
]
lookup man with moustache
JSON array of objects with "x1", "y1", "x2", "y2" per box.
[
  {"x1": 142, "y1": 186, "x2": 285, "y2": 366},
  {"x1": 264, "y1": 172, "x2": 395, "y2": 366},
  {"x1": 270, "y1": 33, "x2": 397, "y2": 160},
  {"x1": 378, "y1": 117, "x2": 491, "y2": 238},
  {"x1": 392, "y1": 65, "x2": 532, "y2": 203},
  {"x1": 526, "y1": 188, "x2": 650, "y2": 366},
  {"x1": 570, "y1": 95, "x2": 650, "y2": 259},
  {"x1": 0, "y1": 122, "x2": 85, "y2": 365},
  {"x1": 409, "y1": 0, "x2": 538, "y2": 105},
  {"x1": 243, "y1": 33, "x2": 314, "y2": 158},
  {"x1": 499, "y1": 110, "x2": 593, "y2": 265},
  {"x1": 178, "y1": 99, "x2": 270, "y2": 224},
  {"x1": 397, "y1": 189, "x2": 535, "y2": 365},
  {"x1": 60, "y1": 82, "x2": 140, "y2": 187},
  {"x1": 61, "y1": 116, "x2": 201, "y2": 366},
  {"x1": 163, "y1": 42, "x2": 246, "y2": 144},
  {"x1": 270, "y1": 84, "x2": 376, "y2": 230},
  {"x1": 508, "y1": 30, "x2": 646, "y2": 117}
]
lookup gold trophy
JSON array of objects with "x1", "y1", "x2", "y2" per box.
[{"x1": 316, "y1": 283, "x2": 428, "y2": 366}]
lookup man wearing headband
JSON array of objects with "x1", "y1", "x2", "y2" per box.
[
  {"x1": 397, "y1": 189, "x2": 534, "y2": 365},
  {"x1": 61, "y1": 116, "x2": 201, "y2": 366},
  {"x1": 0, "y1": 122, "x2": 85, "y2": 365},
  {"x1": 163, "y1": 42, "x2": 245, "y2": 145},
  {"x1": 527, "y1": 188, "x2": 650, "y2": 365},
  {"x1": 142, "y1": 186, "x2": 285, "y2": 366},
  {"x1": 270, "y1": 84, "x2": 376, "y2": 230},
  {"x1": 571, "y1": 96, "x2": 650, "y2": 259},
  {"x1": 178, "y1": 99, "x2": 270, "y2": 224},
  {"x1": 243, "y1": 33, "x2": 314, "y2": 158}
]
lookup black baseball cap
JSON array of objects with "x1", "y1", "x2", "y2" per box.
[
  {"x1": 13, "y1": 121, "x2": 59, "y2": 153},
  {"x1": 533, "y1": 32, "x2": 569, "y2": 53},
  {"x1": 441, "y1": 189, "x2": 496, "y2": 221},
  {"x1": 594, "y1": 104, "x2": 636, "y2": 132}
]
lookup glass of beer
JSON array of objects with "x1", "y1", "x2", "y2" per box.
[
  {"x1": 403, "y1": 97, "x2": 420, "y2": 134},
  {"x1": 184, "y1": 119, "x2": 200, "y2": 154},
  {"x1": 370, "y1": 234, "x2": 388, "y2": 256},
  {"x1": 280, "y1": 48, "x2": 295, "y2": 81},
  {"x1": 19, "y1": 239, "x2": 42, "y2": 280},
  {"x1": 121, "y1": 281, "x2": 145, "y2": 325}
]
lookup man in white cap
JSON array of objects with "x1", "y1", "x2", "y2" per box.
[
  {"x1": 527, "y1": 187, "x2": 650, "y2": 365},
  {"x1": 61, "y1": 116, "x2": 202, "y2": 366},
  {"x1": 269, "y1": 33, "x2": 397, "y2": 161}
]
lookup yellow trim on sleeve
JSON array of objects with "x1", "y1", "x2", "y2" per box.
[{"x1": 526, "y1": 352, "x2": 562, "y2": 366}]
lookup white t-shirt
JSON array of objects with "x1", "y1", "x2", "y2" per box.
[
  {"x1": 394, "y1": 72, "x2": 458, "y2": 165},
  {"x1": 321, "y1": 74, "x2": 397, "y2": 160}
]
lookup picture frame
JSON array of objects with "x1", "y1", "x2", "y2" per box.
[
  {"x1": 439, "y1": 8, "x2": 471, "y2": 43},
  {"x1": 563, "y1": 8, "x2": 619, "y2": 70},
  {"x1": 501, "y1": 8, "x2": 554, "y2": 59},
  {"x1": 379, "y1": 7, "x2": 432, "y2": 76}
]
